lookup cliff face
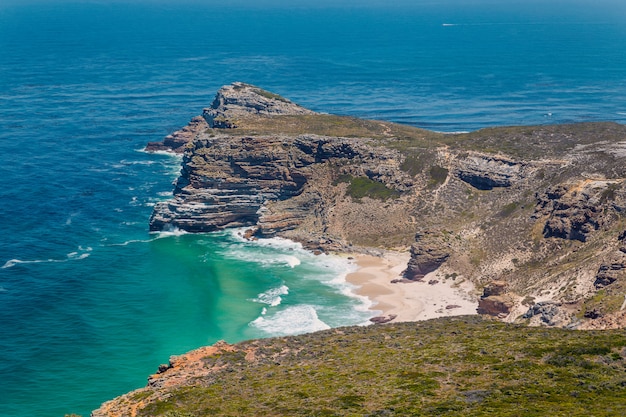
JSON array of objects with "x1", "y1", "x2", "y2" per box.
[
  {"x1": 148, "y1": 133, "x2": 411, "y2": 247},
  {"x1": 146, "y1": 83, "x2": 626, "y2": 329}
]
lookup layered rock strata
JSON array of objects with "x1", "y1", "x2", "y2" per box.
[
  {"x1": 203, "y1": 81, "x2": 315, "y2": 128},
  {"x1": 149, "y1": 134, "x2": 411, "y2": 238}
]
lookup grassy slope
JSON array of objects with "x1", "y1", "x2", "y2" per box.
[{"x1": 138, "y1": 316, "x2": 626, "y2": 417}]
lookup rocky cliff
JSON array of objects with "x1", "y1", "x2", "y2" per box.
[{"x1": 146, "y1": 83, "x2": 626, "y2": 329}]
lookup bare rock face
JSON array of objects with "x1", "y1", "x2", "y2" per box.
[
  {"x1": 594, "y1": 253, "x2": 626, "y2": 289},
  {"x1": 481, "y1": 280, "x2": 507, "y2": 297},
  {"x1": 149, "y1": 135, "x2": 310, "y2": 232},
  {"x1": 477, "y1": 296, "x2": 515, "y2": 317},
  {"x1": 149, "y1": 133, "x2": 409, "y2": 238},
  {"x1": 202, "y1": 82, "x2": 316, "y2": 128},
  {"x1": 536, "y1": 180, "x2": 624, "y2": 242},
  {"x1": 477, "y1": 281, "x2": 515, "y2": 317},
  {"x1": 145, "y1": 116, "x2": 209, "y2": 153},
  {"x1": 403, "y1": 231, "x2": 450, "y2": 280},
  {"x1": 455, "y1": 154, "x2": 526, "y2": 190}
]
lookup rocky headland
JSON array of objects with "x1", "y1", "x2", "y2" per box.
[
  {"x1": 90, "y1": 82, "x2": 626, "y2": 416},
  {"x1": 146, "y1": 82, "x2": 626, "y2": 329}
]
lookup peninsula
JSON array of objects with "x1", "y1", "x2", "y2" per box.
[
  {"x1": 91, "y1": 83, "x2": 626, "y2": 416},
  {"x1": 146, "y1": 82, "x2": 626, "y2": 329}
]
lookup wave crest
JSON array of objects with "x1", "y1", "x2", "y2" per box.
[{"x1": 250, "y1": 305, "x2": 330, "y2": 336}]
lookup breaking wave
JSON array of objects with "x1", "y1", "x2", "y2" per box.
[
  {"x1": 250, "y1": 305, "x2": 330, "y2": 336},
  {"x1": 253, "y1": 284, "x2": 289, "y2": 307}
]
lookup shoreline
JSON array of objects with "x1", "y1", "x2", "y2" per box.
[{"x1": 345, "y1": 252, "x2": 478, "y2": 323}]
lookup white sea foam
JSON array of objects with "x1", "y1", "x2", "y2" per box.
[
  {"x1": 136, "y1": 148, "x2": 183, "y2": 158},
  {"x1": 2, "y1": 246, "x2": 92, "y2": 269},
  {"x1": 2, "y1": 259, "x2": 43, "y2": 269},
  {"x1": 66, "y1": 246, "x2": 92, "y2": 260},
  {"x1": 250, "y1": 305, "x2": 330, "y2": 336},
  {"x1": 226, "y1": 228, "x2": 305, "y2": 252},
  {"x1": 108, "y1": 238, "x2": 157, "y2": 246},
  {"x1": 253, "y1": 284, "x2": 289, "y2": 307},
  {"x1": 179, "y1": 56, "x2": 210, "y2": 62},
  {"x1": 277, "y1": 255, "x2": 301, "y2": 268},
  {"x1": 224, "y1": 249, "x2": 304, "y2": 269},
  {"x1": 119, "y1": 159, "x2": 157, "y2": 166},
  {"x1": 253, "y1": 236, "x2": 304, "y2": 251},
  {"x1": 153, "y1": 226, "x2": 188, "y2": 238},
  {"x1": 223, "y1": 228, "x2": 371, "y2": 323}
]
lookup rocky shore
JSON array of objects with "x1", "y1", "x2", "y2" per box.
[{"x1": 145, "y1": 82, "x2": 626, "y2": 330}]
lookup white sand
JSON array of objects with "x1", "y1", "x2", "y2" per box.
[{"x1": 345, "y1": 252, "x2": 478, "y2": 323}]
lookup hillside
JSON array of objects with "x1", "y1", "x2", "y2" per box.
[{"x1": 92, "y1": 316, "x2": 626, "y2": 416}]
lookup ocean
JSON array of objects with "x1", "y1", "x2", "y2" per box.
[{"x1": 1, "y1": 1, "x2": 625, "y2": 416}]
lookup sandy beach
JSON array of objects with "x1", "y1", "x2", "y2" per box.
[{"x1": 346, "y1": 252, "x2": 478, "y2": 323}]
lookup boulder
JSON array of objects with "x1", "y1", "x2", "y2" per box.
[
  {"x1": 477, "y1": 295, "x2": 514, "y2": 317},
  {"x1": 522, "y1": 301, "x2": 562, "y2": 326},
  {"x1": 403, "y1": 231, "x2": 450, "y2": 280},
  {"x1": 477, "y1": 281, "x2": 514, "y2": 317}
]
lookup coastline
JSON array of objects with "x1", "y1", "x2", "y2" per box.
[{"x1": 345, "y1": 252, "x2": 478, "y2": 323}]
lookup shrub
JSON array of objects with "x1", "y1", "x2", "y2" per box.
[{"x1": 347, "y1": 177, "x2": 400, "y2": 201}]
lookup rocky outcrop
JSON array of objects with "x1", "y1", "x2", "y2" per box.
[
  {"x1": 145, "y1": 115, "x2": 209, "y2": 153},
  {"x1": 594, "y1": 255, "x2": 626, "y2": 289},
  {"x1": 522, "y1": 301, "x2": 563, "y2": 326},
  {"x1": 477, "y1": 281, "x2": 515, "y2": 317},
  {"x1": 455, "y1": 154, "x2": 527, "y2": 190},
  {"x1": 149, "y1": 135, "x2": 310, "y2": 232},
  {"x1": 149, "y1": 132, "x2": 410, "y2": 238},
  {"x1": 144, "y1": 82, "x2": 316, "y2": 153},
  {"x1": 535, "y1": 180, "x2": 624, "y2": 242},
  {"x1": 403, "y1": 231, "x2": 450, "y2": 280},
  {"x1": 145, "y1": 83, "x2": 626, "y2": 329},
  {"x1": 203, "y1": 82, "x2": 315, "y2": 128}
]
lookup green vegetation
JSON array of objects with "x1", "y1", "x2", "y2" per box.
[
  {"x1": 346, "y1": 176, "x2": 400, "y2": 201},
  {"x1": 134, "y1": 316, "x2": 626, "y2": 417},
  {"x1": 581, "y1": 289, "x2": 625, "y2": 317},
  {"x1": 252, "y1": 87, "x2": 290, "y2": 103},
  {"x1": 400, "y1": 152, "x2": 431, "y2": 176},
  {"x1": 211, "y1": 113, "x2": 443, "y2": 144},
  {"x1": 498, "y1": 201, "x2": 520, "y2": 217},
  {"x1": 428, "y1": 165, "x2": 449, "y2": 187},
  {"x1": 448, "y1": 122, "x2": 626, "y2": 159}
]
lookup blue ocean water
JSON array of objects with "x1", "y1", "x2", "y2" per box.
[{"x1": 1, "y1": 1, "x2": 626, "y2": 416}]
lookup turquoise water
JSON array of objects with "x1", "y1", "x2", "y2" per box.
[{"x1": 1, "y1": 1, "x2": 626, "y2": 416}]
